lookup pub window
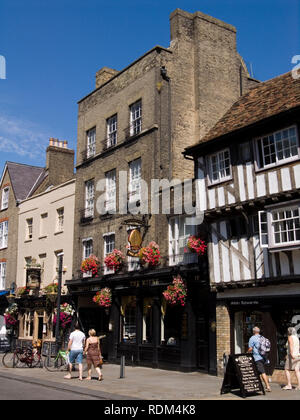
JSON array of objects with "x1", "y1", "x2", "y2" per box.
[
  {"x1": 23, "y1": 311, "x2": 34, "y2": 338},
  {"x1": 255, "y1": 126, "x2": 299, "y2": 169},
  {"x1": 121, "y1": 296, "x2": 136, "y2": 344},
  {"x1": 143, "y1": 298, "x2": 153, "y2": 344},
  {"x1": 163, "y1": 305, "x2": 182, "y2": 346}
]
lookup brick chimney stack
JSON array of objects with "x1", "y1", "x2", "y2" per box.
[
  {"x1": 95, "y1": 67, "x2": 119, "y2": 89},
  {"x1": 46, "y1": 138, "x2": 74, "y2": 186}
]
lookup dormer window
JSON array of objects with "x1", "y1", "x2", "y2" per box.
[
  {"x1": 207, "y1": 148, "x2": 232, "y2": 185},
  {"x1": 255, "y1": 126, "x2": 299, "y2": 169}
]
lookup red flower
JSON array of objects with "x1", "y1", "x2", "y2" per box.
[
  {"x1": 187, "y1": 236, "x2": 207, "y2": 256},
  {"x1": 81, "y1": 254, "x2": 100, "y2": 276},
  {"x1": 163, "y1": 275, "x2": 187, "y2": 307},
  {"x1": 104, "y1": 249, "x2": 125, "y2": 271},
  {"x1": 93, "y1": 288, "x2": 112, "y2": 308},
  {"x1": 139, "y1": 242, "x2": 161, "y2": 267}
]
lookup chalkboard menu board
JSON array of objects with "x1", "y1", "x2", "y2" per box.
[{"x1": 221, "y1": 354, "x2": 265, "y2": 398}]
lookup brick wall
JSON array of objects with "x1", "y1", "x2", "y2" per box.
[{"x1": 216, "y1": 303, "x2": 231, "y2": 375}]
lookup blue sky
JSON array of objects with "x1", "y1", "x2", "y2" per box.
[{"x1": 0, "y1": 0, "x2": 299, "y2": 171}]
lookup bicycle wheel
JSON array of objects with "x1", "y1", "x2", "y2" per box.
[
  {"x1": 2, "y1": 351, "x2": 20, "y2": 368},
  {"x1": 43, "y1": 355, "x2": 67, "y2": 372},
  {"x1": 30, "y1": 352, "x2": 42, "y2": 368}
]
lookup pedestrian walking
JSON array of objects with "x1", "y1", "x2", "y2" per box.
[
  {"x1": 282, "y1": 327, "x2": 300, "y2": 390},
  {"x1": 84, "y1": 329, "x2": 103, "y2": 381},
  {"x1": 248, "y1": 326, "x2": 271, "y2": 392},
  {"x1": 64, "y1": 322, "x2": 86, "y2": 381}
]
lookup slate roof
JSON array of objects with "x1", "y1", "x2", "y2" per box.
[
  {"x1": 5, "y1": 162, "x2": 46, "y2": 201},
  {"x1": 186, "y1": 71, "x2": 300, "y2": 152}
]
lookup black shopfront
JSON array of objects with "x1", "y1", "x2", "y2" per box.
[
  {"x1": 219, "y1": 285, "x2": 300, "y2": 374},
  {"x1": 67, "y1": 266, "x2": 217, "y2": 374}
]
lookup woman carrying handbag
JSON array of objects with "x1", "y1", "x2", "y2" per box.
[{"x1": 84, "y1": 329, "x2": 103, "y2": 381}]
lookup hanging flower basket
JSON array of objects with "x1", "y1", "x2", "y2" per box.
[
  {"x1": 186, "y1": 236, "x2": 207, "y2": 256},
  {"x1": 139, "y1": 241, "x2": 161, "y2": 267},
  {"x1": 104, "y1": 249, "x2": 125, "y2": 271},
  {"x1": 81, "y1": 254, "x2": 100, "y2": 277},
  {"x1": 4, "y1": 303, "x2": 19, "y2": 327},
  {"x1": 163, "y1": 275, "x2": 187, "y2": 307},
  {"x1": 53, "y1": 303, "x2": 75, "y2": 329},
  {"x1": 93, "y1": 288, "x2": 112, "y2": 308}
]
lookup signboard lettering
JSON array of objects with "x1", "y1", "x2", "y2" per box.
[{"x1": 221, "y1": 354, "x2": 265, "y2": 398}]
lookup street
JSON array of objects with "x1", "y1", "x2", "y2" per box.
[
  {"x1": 0, "y1": 361, "x2": 300, "y2": 400},
  {"x1": 0, "y1": 375, "x2": 101, "y2": 400}
]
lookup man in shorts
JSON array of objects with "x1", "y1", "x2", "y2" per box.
[
  {"x1": 64, "y1": 323, "x2": 86, "y2": 381},
  {"x1": 248, "y1": 326, "x2": 271, "y2": 392}
]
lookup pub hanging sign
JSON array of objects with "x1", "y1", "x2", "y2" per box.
[
  {"x1": 26, "y1": 268, "x2": 41, "y2": 289},
  {"x1": 127, "y1": 229, "x2": 143, "y2": 257}
]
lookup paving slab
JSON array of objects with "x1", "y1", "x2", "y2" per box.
[{"x1": 0, "y1": 359, "x2": 299, "y2": 400}]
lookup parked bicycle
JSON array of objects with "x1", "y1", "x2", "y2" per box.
[
  {"x1": 43, "y1": 349, "x2": 87, "y2": 372},
  {"x1": 2, "y1": 346, "x2": 41, "y2": 368}
]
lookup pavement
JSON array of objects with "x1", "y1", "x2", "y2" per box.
[{"x1": 0, "y1": 357, "x2": 299, "y2": 400}]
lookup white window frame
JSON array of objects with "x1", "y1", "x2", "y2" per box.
[
  {"x1": 128, "y1": 158, "x2": 141, "y2": 202},
  {"x1": 40, "y1": 213, "x2": 48, "y2": 237},
  {"x1": 258, "y1": 201, "x2": 300, "y2": 250},
  {"x1": 82, "y1": 238, "x2": 93, "y2": 278},
  {"x1": 82, "y1": 238, "x2": 93, "y2": 260},
  {"x1": 207, "y1": 148, "x2": 232, "y2": 185},
  {"x1": 23, "y1": 311, "x2": 34, "y2": 339},
  {"x1": 103, "y1": 232, "x2": 115, "y2": 275},
  {"x1": 1, "y1": 187, "x2": 9, "y2": 210},
  {"x1": 255, "y1": 125, "x2": 300, "y2": 171},
  {"x1": 168, "y1": 216, "x2": 197, "y2": 266},
  {"x1": 107, "y1": 114, "x2": 117, "y2": 148},
  {"x1": 0, "y1": 221, "x2": 8, "y2": 249},
  {"x1": 130, "y1": 100, "x2": 142, "y2": 136},
  {"x1": 0, "y1": 262, "x2": 6, "y2": 290},
  {"x1": 87, "y1": 127, "x2": 96, "y2": 158},
  {"x1": 105, "y1": 170, "x2": 116, "y2": 213},
  {"x1": 56, "y1": 207, "x2": 64, "y2": 232},
  {"x1": 85, "y1": 180, "x2": 94, "y2": 218},
  {"x1": 26, "y1": 218, "x2": 33, "y2": 240}
]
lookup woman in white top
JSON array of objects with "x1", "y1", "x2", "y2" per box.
[{"x1": 283, "y1": 327, "x2": 300, "y2": 390}]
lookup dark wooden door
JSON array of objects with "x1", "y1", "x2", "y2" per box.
[{"x1": 196, "y1": 315, "x2": 209, "y2": 371}]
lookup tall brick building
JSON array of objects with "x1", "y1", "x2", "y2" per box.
[{"x1": 67, "y1": 9, "x2": 256, "y2": 372}]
